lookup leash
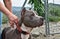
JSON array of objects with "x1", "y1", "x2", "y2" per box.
[{"x1": 17, "y1": 0, "x2": 27, "y2": 34}]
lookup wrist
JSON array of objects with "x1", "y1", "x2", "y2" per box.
[{"x1": 7, "y1": 12, "x2": 13, "y2": 18}]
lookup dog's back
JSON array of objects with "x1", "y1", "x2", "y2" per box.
[{"x1": 1, "y1": 27, "x2": 21, "y2": 39}]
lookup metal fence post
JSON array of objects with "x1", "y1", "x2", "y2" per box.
[{"x1": 44, "y1": 0, "x2": 50, "y2": 36}]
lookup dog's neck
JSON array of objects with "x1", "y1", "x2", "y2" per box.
[
  {"x1": 11, "y1": 23, "x2": 33, "y2": 39},
  {"x1": 20, "y1": 23, "x2": 33, "y2": 39},
  {"x1": 21, "y1": 23, "x2": 33, "y2": 33}
]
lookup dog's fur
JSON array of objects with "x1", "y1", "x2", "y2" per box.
[{"x1": 1, "y1": 8, "x2": 44, "y2": 39}]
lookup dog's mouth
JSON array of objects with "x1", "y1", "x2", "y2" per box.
[{"x1": 39, "y1": 19, "x2": 44, "y2": 26}]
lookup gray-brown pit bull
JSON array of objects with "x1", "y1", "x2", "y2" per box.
[{"x1": 1, "y1": 8, "x2": 44, "y2": 39}]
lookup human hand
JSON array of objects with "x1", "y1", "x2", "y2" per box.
[{"x1": 8, "y1": 13, "x2": 19, "y2": 28}]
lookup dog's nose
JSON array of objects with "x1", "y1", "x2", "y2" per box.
[{"x1": 40, "y1": 17, "x2": 44, "y2": 21}]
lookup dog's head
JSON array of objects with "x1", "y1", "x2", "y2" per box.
[{"x1": 19, "y1": 8, "x2": 44, "y2": 28}]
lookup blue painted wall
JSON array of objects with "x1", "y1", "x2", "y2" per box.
[
  {"x1": 0, "y1": 12, "x2": 2, "y2": 28},
  {"x1": 0, "y1": 12, "x2": 2, "y2": 39}
]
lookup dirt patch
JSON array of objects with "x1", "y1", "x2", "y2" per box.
[{"x1": 1, "y1": 22, "x2": 60, "y2": 39}]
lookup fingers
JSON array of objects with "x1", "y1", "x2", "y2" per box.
[
  {"x1": 9, "y1": 21, "x2": 14, "y2": 28},
  {"x1": 14, "y1": 19, "x2": 19, "y2": 28},
  {"x1": 9, "y1": 18, "x2": 19, "y2": 28},
  {"x1": 14, "y1": 18, "x2": 19, "y2": 24}
]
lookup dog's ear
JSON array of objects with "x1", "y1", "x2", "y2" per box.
[
  {"x1": 18, "y1": 8, "x2": 26, "y2": 26},
  {"x1": 21, "y1": 7, "x2": 26, "y2": 16}
]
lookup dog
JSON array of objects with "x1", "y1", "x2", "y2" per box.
[{"x1": 1, "y1": 8, "x2": 44, "y2": 39}]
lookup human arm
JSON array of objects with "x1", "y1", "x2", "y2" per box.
[
  {"x1": 0, "y1": 2, "x2": 18, "y2": 28},
  {"x1": 3, "y1": 0, "x2": 12, "y2": 12}
]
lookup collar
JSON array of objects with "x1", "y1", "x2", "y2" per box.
[{"x1": 16, "y1": 24, "x2": 29, "y2": 35}]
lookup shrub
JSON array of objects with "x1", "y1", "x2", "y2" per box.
[
  {"x1": 49, "y1": 8, "x2": 60, "y2": 17},
  {"x1": 48, "y1": 16, "x2": 60, "y2": 22},
  {"x1": 2, "y1": 14, "x2": 8, "y2": 24}
]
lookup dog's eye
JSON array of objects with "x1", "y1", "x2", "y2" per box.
[{"x1": 31, "y1": 13, "x2": 35, "y2": 16}]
